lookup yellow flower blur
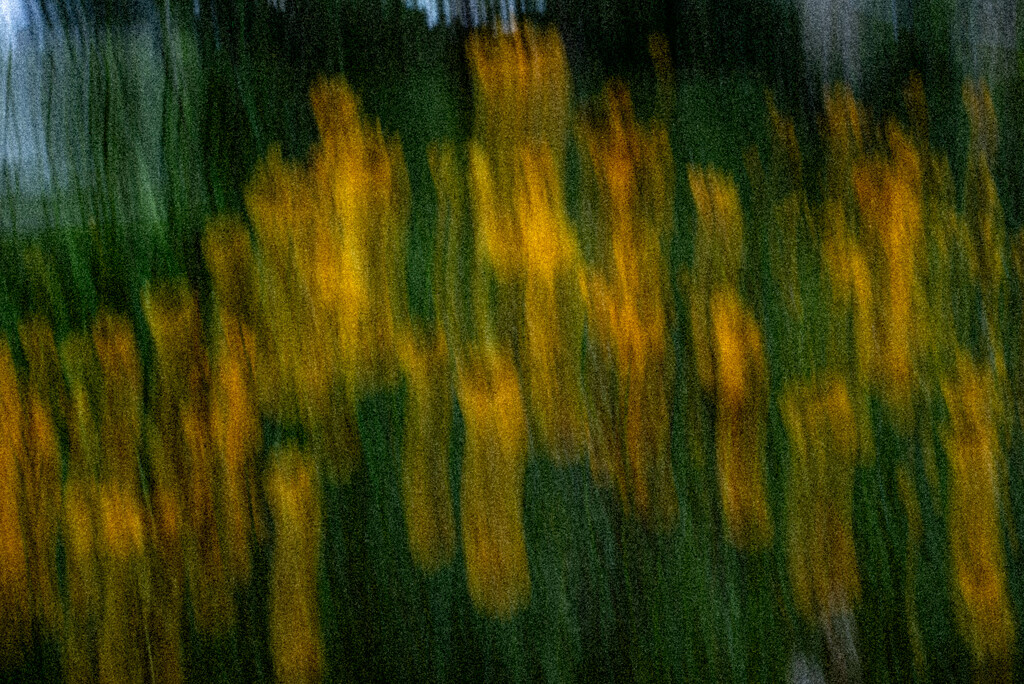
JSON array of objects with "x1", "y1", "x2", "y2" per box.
[
  {"x1": 709, "y1": 287, "x2": 773, "y2": 551},
  {"x1": 782, "y1": 374, "x2": 862, "y2": 624},
  {"x1": 943, "y1": 351, "x2": 1015, "y2": 670},
  {"x1": 516, "y1": 142, "x2": 589, "y2": 463},
  {"x1": 456, "y1": 344, "x2": 531, "y2": 617},
  {"x1": 397, "y1": 326, "x2": 456, "y2": 573},
  {"x1": 266, "y1": 448, "x2": 324, "y2": 684},
  {"x1": 580, "y1": 83, "x2": 677, "y2": 530},
  {"x1": 0, "y1": 341, "x2": 29, "y2": 662},
  {"x1": 18, "y1": 318, "x2": 63, "y2": 635}
]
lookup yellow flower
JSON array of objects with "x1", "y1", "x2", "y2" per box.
[
  {"x1": 583, "y1": 237, "x2": 676, "y2": 529},
  {"x1": 710, "y1": 288, "x2": 749, "y2": 404},
  {"x1": 143, "y1": 281, "x2": 230, "y2": 634},
  {"x1": 578, "y1": 88, "x2": 677, "y2": 528},
  {"x1": 142, "y1": 280, "x2": 207, "y2": 402},
  {"x1": 287, "y1": 76, "x2": 410, "y2": 397},
  {"x1": 710, "y1": 288, "x2": 772, "y2": 551},
  {"x1": 211, "y1": 310, "x2": 262, "y2": 584},
  {"x1": 470, "y1": 141, "x2": 522, "y2": 284},
  {"x1": 689, "y1": 166, "x2": 746, "y2": 396},
  {"x1": 202, "y1": 214, "x2": 258, "y2": 322},
  {"x1": 62, "y1": 476, "x2": 101, "y2": 683},
  {"x1": 265, "y1": 448, "x2": 323, "y2": 684},
  {"x1": 584, "y1": 82, "x2": 671, "y2": 259},
  {"x1": 0, "y1": 340, "x2": 29, "y2": 660},
  {"x1": 244, "y1": 143, "x2": 312, "y2": 281},
  {"x1": 819, "y1": 212, "x2": 877, "y2": 464},
  {"x1": 60, "y1": 331, "x2": 103, "y2": 478},
  {"x1": 517, "y1": 143, "x2": 575, "y2": 284},
  {"x1": 783, "y1": 375, "x2": 861, "y2": 624},
  {"x1": 96, "y1": 484, "x2": 147, "y2": 684},
  {"x1": 93, "y1": 309, "x2": 144, "y2": 487},
  {"x1": 98, "y1": 483, "x2": 146, "y2": 562},
  {"x1": 514, "y1": 142, "x2": 589, "y2": 462},
  {"x1": 310, "y1": 76, "x2": 364, "y2": 154},
  {"x1": 456, "y1": 345, "x2": 531, "y2": 617},
  {"x1": 258, "y1": 298, "x2": 329, "y2": 424},
  {"x1": 467, "y1": 24, "x2": 570, "y2": 156},
  {"x1": 943, "y1": 351, "x2": 1015, "y2": 667},
  {"x1": 17, "y1": 318, "x2": 63, "y2": 635},
  {"x1": 211, "y1": 314, "x2": 260, "y2": 471},
  {"x1": 23, "y1": 387, "x2": 62, "y2": 634},
  {"x1": 397, "y1": 326, "x2": 456, "y2": 572},
  {"x1": 854, "y1": 148, "x2": 924, "y2": 430}
]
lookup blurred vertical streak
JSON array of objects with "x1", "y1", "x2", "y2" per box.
[
  {"x1": 942, "y1": 351, "x2": 1016, "y2": 677},
  {"x1": 160, "y1": 0, "x2": 208, "y2": 278},
  {"x1": 0, "y1": 340, "x2": 30, "y2": 669},
  {"x1": 203, "y1": 218, "x2": 264, "y2": 589},
  {"x1": 92, "y1": 311, "x2": 151, "y2": 684},
  {"x1": 456, "y1": 344, "x2": 531, "y2": 618},
  {"x1": 780, "y1": 376, "x2": 863, "y2": 664},
  {"x1": 579, "y1": 83, "x2": 677, "y2": 531},
  {"x1": 142, "y1": 281, "x2": 234, "y2": 640},
  {"x1": 18, "y1": 317, "x2": 64, "y2": 637},
  {"x1": 59, "y1": 332, "x2": 103, "y2": 684},
  {"x1": 266, "y1": 447, "x2": 324, "y2": 684},
  {"x1": 396, "y1": 324, "x2": 455, "y2": 573}
]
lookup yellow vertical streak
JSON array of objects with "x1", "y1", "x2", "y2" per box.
[
  {"x1": 266, "y1": 449, "x2": 324, "y2": 684},
  {"x1": 0, "y1": 341, "x2": 30, "y2": 663},
  {"x1": 457, "y1": 346, "x2": 531, "y2": 617},
  {"x1": 397, "y1": 326, "x2": 456, "y2": 573}
]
